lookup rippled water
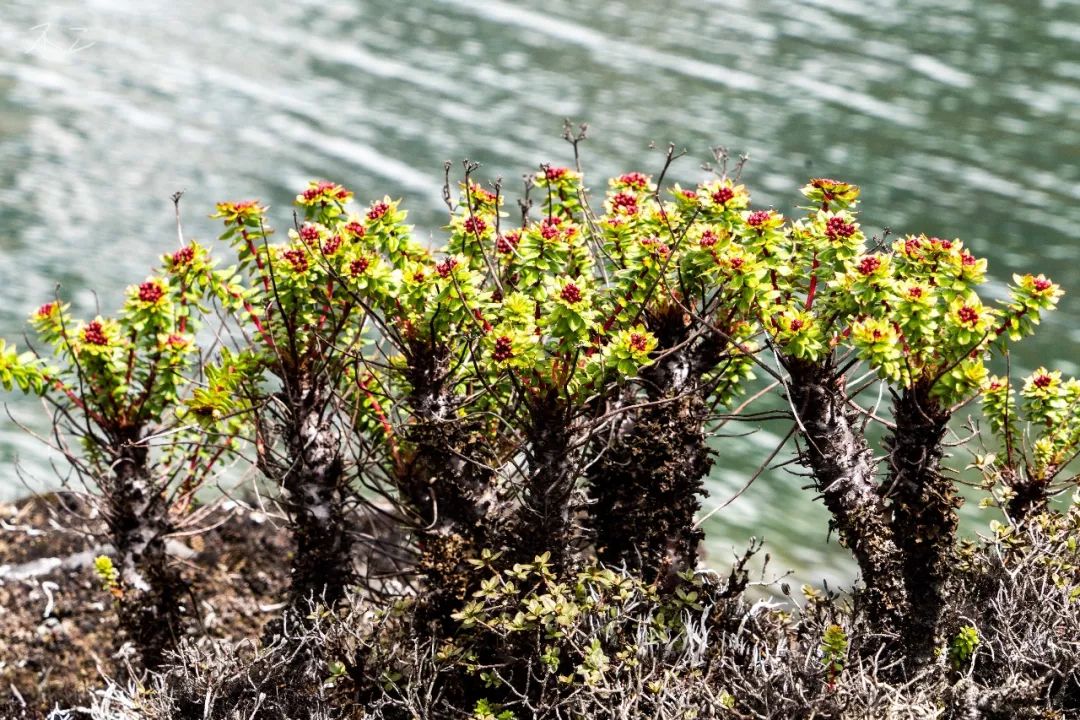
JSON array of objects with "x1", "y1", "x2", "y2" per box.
[{"x1": 1, "y1": 0, "x2": 1077, "y2": 583}]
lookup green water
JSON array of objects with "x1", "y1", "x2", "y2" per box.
[{"x1": 0, "y1": 0, "x2": 1077, "y2": 584}]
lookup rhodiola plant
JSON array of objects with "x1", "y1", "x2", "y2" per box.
[
  {"x1": 979, "y1": 366, "x2": 1080, "y2": 520},
  {"x1": 745, "y1": 179, "x2": 1063, "y2": 661},
  {"x1": 0, "y1": 228, "x2": 250, "y2": 668}
]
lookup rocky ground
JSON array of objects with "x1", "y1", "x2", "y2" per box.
[{"x1": 0, "y1": 494, "x2": 292, "y2": 718}]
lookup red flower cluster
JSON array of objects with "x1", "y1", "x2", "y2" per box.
[
  {"x1": 344, "y1": 221, "x2": 366, "y2": 240},
  {"x1": 82, "y1": 321, "x2": 108, "y2": 346},
  {"x1": 283, "y1": 248, "x2": 308, "y2": 273},
  {"x1": 825, "y1": 216, "x2": 855, "y2": 240},
  {"x1": 1033, "y1": 277, "x2": 1053, "y2": 292},
  {"x1": 560, "y1": 283, "x2": 582, "y2": 304},
  {"x1": 299, "y1": 224, "x2": 321, "y2": 244},
  {"x1": 957, "y1": 305, "x2": 980, "y2": 326},
  {"x1": 617, "y1": 172, "x2": 649, "y2": 191},
  {"x1": 322, "y1": 235, "x2": 342, "y2": 255},
  {"x1": 747, "y1": 210, "x2": 771, "y2": 228},
  {"x1": 961, "y1": 252, "x2": 977, "y2": 267},
  {"x1": 858, "y1": 256, "x2": 882, "y2": 276},
  {"x1": 700, "y1": 230, "x2": 719, "y2": 248},
  {"x1": 302, "y1": 181, "x2": 350, "y2": 203},
  {"x1": 790, "y1": 318, "x2": 804, "y2": 332},
  {"x1": 35, "y1": 302, "x2": 57, "y2": 320},
  {"x1": 930, "y1": 237, "x2": 953, "y2": 250},
  {"x1": 349, "y1": 257, "x2": 370, "y2": 277},
  {"x1": 540, "y1": 218, "x2": 561, "y2": 240},
  {"x1": 629, "y1": 333, "x2": 648, "y2": 352},
  {"x1": 496, "y1": 232, "x2": 520, "y2": 254},
  {"x1": 436, "y1": 258, "x2": 458, "y2": 278},
  {"x1": 463, "y1": 216, "x2": 487, "y2": 235},
  {"x1": 544, "y1": 166, "x2": 569, "y2": 181},
  {"x1": 138, "y1": 281, "x2": 164, "y2": 303},
  {"x1": 611, "y1": 192, "x2": 639, "y2": 215},
  {"x1": 680, "y1": 189, "x2": 698, "y2": 201},
  {"x1": 1033, "y1": 373, "x2": 1054, "y2": 389},
  {"x1": 367, "y1": 201, "x2": 390, "y2": 221},
  {"x1": 712, "y1": 186, "x2": 735, "y2": 205},
  {"x1": 492, "y1": 335, "x2": 513, "y2": 362},
  {"x1": 171, "y1": 246, "x2": 195, "y2": 266}
]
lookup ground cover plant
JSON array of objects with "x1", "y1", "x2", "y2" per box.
[{"x1": 1, "y1": 137, "x2": 1078, "y2": 719}]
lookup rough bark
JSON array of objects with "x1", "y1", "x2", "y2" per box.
[
  {"x1": 106, "y1": 437, "x2": 184, "y2": 669},
  {"x1": 513, "y1": 392, "x2": 578, "y2": 571},
  {"x1": 588, "y1": 318, "x2": 722, "y2": 587},
  {"x1": 398, "y1": 342, "x2": 503, "y2": 627},
  {"x1": 787, "y1": 360, "x2": 910, "y2": 642},
  {"x1": 281, "y1": 377, "x2": 354, "y2": 610},
  {"x1": 884, "y1": 386, "x2": 956, "y2": 663}
]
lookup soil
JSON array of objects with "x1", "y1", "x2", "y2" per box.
[{"x1": 0, "y1": 493, "x2": 293, "y2": 718}]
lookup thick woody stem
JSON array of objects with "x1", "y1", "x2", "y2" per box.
[
  {"x1": 884, "y1": 386, "x2": 956, "y2": 663},
  {"x1": 282, "y1": 378, "x2": 354, "y2": 610},
  {"x1": 107, "y1": 436, "x2": 185, "y2": 670},
  {"x1": 787, "y1": 359, "x2": 910, "y2": 642}
]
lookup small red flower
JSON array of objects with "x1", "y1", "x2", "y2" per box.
[
  {"x1": 463, "y1": 216, "x2": 487, "y2": 235},
  {"x1": 35, "y1": 302, "x2": 57, "y2": 320},
  {"x1": 825, "y1": 216, "x2": 855, "y2": 241},
  {"x1": 412, "y1": 270, "x2": 426, "y2": 283},
  {"x1": 82, "y1": 321, "x2": 108, "y2": 346},
  {"x1": 171, "y1": 246, "x2": 195, "y2": 266},
  {"x1": 367, "y1": 201, "x2": 390, "y2": 221},
  {"x1": 611, "y1": 192, "x2": 639, "y2": 215},
  {"x1": 138, "y1": 281, "x2": 164, "y2": 304},
  {"x1": 1033, "y1": 277, "x2": 1053, "y2": 292},
  {"x1": 165, "y1": 334, "x2": 188, "y2": 349},
  {"x1": 618, "y1": 172, "x2": 649, "y2": 190},
  {"x1": 904, "y1": 237, "x2": 922, "y2": 256},
  {"x1": 700, "y1": 230, "x2": 718, "y2": 248},
  {"x1": 322, "y1": 235, "x2": 342, "y2": 255},
  {"x1": 496, "y1": 232, "x2": 520, "y2": 254},
  {"x1": 283, "y1": 248, "x2": 308, "y2": 273},
  {"x1": 681, "y1": 189, "x2": 698, "y2": 201},
  {"x1": 729, "y1": 256, "x2": 745, "y2": 270},
  {"x1": 908, "y1": 286, "x2": 924, "y2": 299},
  {"x1": 629, "y1": 333, "x2": 649, "y2": 352},
  {"x1": 961, "y1": 252, "x2": 977, "y2": 267},
  {"x1": 492, "y1": 335, "x2": 513, "y2": 362},
  {"x1": 299, "y1": 224, "x2": 321, "y2": 245},
  {"x1": 344, "y1": 221, "x2": 366, "y2": 239},
  {"x1": 857, "y1": 256, "x2": 882, "y2": 276},
  {"x1": 544, "y1": 166, "x2": 569, "y2": 181},
  {"x1": 746, "y1": 210, "x2": 771, "y2": 228},
  {"x1": 560, "y1": 283, "x2": 583, "y2": 304},
  {"x1": 1033, "y1": 373, "x2": 1053, "y2": 389},
  {"x1": 790, "y1": 318, "x2": 804, "y2": 332},
  {"x1": 349, "y1": 257, "x2": 370, "y2": 277},
  {"x1": 436, "y1": 258, "x2": 458, "y2": 278},
  {"x1": 957, "y1": 305, "x2": 980, "y2": 326},
  {"x1": 930, "y1": 237, "x2": 953, "y2": 250},
  {"x1": 540, "y1": 218, "x2": 561, "y2": 240},
  {"x1": 712, "y1": 186, "x2": 735, "y2": 205}
]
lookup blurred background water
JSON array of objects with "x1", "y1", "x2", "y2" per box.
[{"x1": 0, "y1": 0, "x2": 1077, "y2": 585}]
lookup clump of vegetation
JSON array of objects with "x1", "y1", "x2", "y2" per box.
[{"x1": 2, "y1": 137, "x2": 1078, "y2": 719}]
